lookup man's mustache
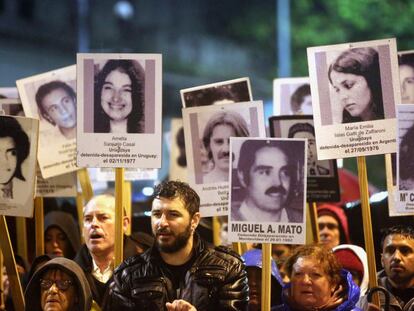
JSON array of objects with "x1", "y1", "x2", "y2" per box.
[
  {"x1": 265, "y1": 186, "x2": 287, "y2": 196},
  {"x1": 156, "y1": 228, "x2": 172, "y2": 235}
]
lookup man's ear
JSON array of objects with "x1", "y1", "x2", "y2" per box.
[
  {"x1": 191, "y1": 212, "x2": 201, "y2": 232},
  {"x1": 237, "y1": 170, "x2": 247, "y2": 188},
  {"x1": 122, "y1": 216, "x2": 130, "y2": 234}
]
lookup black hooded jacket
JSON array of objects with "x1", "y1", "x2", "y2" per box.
[
  {"x1": 24, "y1": 257, "x2": 92, "y2": 311},
  {"x1": 105, "y1": 234, "x2": 249, "y2": 311}
]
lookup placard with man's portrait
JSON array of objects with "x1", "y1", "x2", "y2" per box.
[
  {"x1": 307, "y1": 38, "x2": 400, "y2": 160},
  {"x1": 0, "y1": 87, "x2": 19, "y2": 105},
  {"x1": 77, "y1": 53, "x2": 162, "y2": 168},
  {"x1": 273, "y1": 77, "x2": 312, "y2": 116},
  {"x1": 17, "y1": 65, "x2": 77, "y2": 179},
  {"x1": 269, "y1": 115, "x2": 340, "y2": 202},
  {"x1": 182, "y1": 101, "x2": 265, "y2": 217},
  {"x1": 228, "y1": 137, "x2": 307, "y2": 244},
  {"x1": 0, "y1": 115, "x2": 38, "y2": 217}
]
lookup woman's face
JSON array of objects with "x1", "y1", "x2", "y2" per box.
[
  {"x1": 40, "y1": 269, "x2": 76, "y2": 311},
  {"x1": 101, "y1": 69, "x2": 133, "y2": 122},
  {"x1": 330, "y1": 70, "x2": 372, "y2": 120},
  {"x1": 290, "y1": 256, "x2": 334, "y2": 310},
  {"x1": 399, "y1": 64, "x2": 414, "y2": 104},
  {"x1": 0, "y1": 137, "x2": 17, "y2": 184},
  {"x1": 45, "y1": 227, "x2": 69, "y2": 257}
]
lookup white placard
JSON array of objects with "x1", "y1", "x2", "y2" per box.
[
  {"x1": 77, "y1": 53, "x2": 162, "y2": 168},
  {"x1": 0, "y1": 116, "x2": 39, "y2": 217},
  {"x1": 0, "y1": 87, "x2": 19, "y2": 104},
  {"x1": 181, "y1": 77, "x2": 252, "y2": 108},
  {"x1": 395, "y1": 104, "x2": 414, "y2": 215},
  {"x1": 228, "y1": 137, "x2": 307, "y2": 244},
  {"x1": 96, "y1": 167, "x2": 158, "y2": 181},
  {"x1": 182, "y1": 101, "x2": 265, "y2": 217},
  {"x1": 17, "y1": 65, "x2": 78, "y2": 178},
  {"x1": 36, "y1": 169, "x2": 77, "y2": 197},
  {"x1": 273, "y1": 77, "x2": 312, "y2": 116},
  {"x1": 307, "y1": 38, "x2": 400, "y2": 160}
]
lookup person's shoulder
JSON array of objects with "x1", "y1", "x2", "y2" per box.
[
  {"x1": 115, "y1": 253, "x2": 147, "y2": 274},
  {"x1": 206, "y1": 244, "x2": 245, "y2": 266}
]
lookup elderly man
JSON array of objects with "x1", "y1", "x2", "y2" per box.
[
  {"x1": 361, "y1": 225, "x2": 414, "y2": 311},
  {"x1": 107, "y1": 180, "x2": 248, "y2": 311},
  {"x1": 233, "y1": 139, "x2": 304, "y2": 222},
  {"x1": 202, "y1": 110, "x2": 249, "y2": 183},
  {"x1": 74, "y1": 194, "x2": 138, "y2": 307}
]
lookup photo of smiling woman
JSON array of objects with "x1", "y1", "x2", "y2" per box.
[
  {"x1": 328, "y1": 47, "x2": 384, "y2": 124},
  {"x1": 94, "y1": 59, "x2": 145, "y2": 133},
  {"x1": 0, "y1": 116, "x2": 30, "y2": 200}
]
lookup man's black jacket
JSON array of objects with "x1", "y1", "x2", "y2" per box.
[{"x1": 105, "y1": 235, "x2": 249, "y2": 311}]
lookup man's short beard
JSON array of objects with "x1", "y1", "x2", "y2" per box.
[{"x1": 155, "y1": 224, "x2": 192, "y2": 254}]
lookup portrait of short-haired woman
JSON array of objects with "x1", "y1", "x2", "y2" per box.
[
  {"x1": 94, "y1": 59, "x2": 145, "y2": 134},
  {"x1": 0, "y1": 116, "x2": 30, "y2": 199},
  {"x1": 328, "y1": 47, "x2": 384, "y2": 124}
]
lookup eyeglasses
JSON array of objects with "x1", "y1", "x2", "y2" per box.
[
  {"x1": 40, "y1": 279, "x2": 73, "y2": 291},
  {"x1": 318, "y1": 223, "x2": 338, "y2": 230}
]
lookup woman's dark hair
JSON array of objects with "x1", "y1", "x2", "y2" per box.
[
  {"x1": 0, "y1": 116, "x2": 30, "y2": 182},
  {"x1": 290, "y1": 84, "x2": 311, "y2": 113},
  {"x1": 94, "y1": 59, "x2": 145, "y2": 133},
  {"x1": 328, "y1": 47, "x2": 384, "y2": 123}
]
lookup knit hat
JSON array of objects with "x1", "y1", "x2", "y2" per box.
[
  {"x1": 333, "y1": 248, "x2": 364, "y2": 282},
  {"x1": 317, "y1": 204, "x2": 350, "y2": 244}
]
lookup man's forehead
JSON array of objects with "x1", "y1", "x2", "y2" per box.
[
  {"x1": 84, "y1": 195, "x2": 115, "y2": 214},
  {"x1": 151, "y1": 196, "x2": 187, "y2": 211},
  {"x1": 384, "y1": 234, "x2": 414, "y2": 246},
  {"x1": 254, "y1": 146, "x2": 288, "y2": 163}
]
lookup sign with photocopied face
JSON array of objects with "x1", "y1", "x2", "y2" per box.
[
  {"x1": 0, "y1": 115, "x2": 39, "y2": 217},
  {"x1": 307, "y1": 38, "x2": 400, "y2": 160},
  {"x1": 77, "y1": 53, "x2": 162, "y2": 168},
  {"x1": 228, "y1": 137, "x2": 307, "y2": 244},
  {"x1": 182, "y1": 101, "x2": 265, "y2": 217},
  {"x1": 17, "y1": 66, "x2": 78, "y2": 179},
  {"x1": 273, "y1": 77, "x2": 312, "y2": 116},
  {"x1": 269, "y1": 115, "x2": 340, "y2": 202}
]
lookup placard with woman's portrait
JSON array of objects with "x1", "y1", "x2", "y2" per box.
[
  {"x1": 307, "y1": 38, "x2": 400, "y2": 160},
  {"x1": 17, "y1": 65, "x2": 77, "y2": 178},
  {"x1": 182, "y1": 100, "x2": 265, "y2": 217},
  {"x1": 273, "y1": 77, "x2": 312, "y2": 116},
  {"x1": 0, "y1": 115, "x2": 38, "y2": 217},
  {"x1": 77, "y1": 53, "x2": 162, "y2": 168}
]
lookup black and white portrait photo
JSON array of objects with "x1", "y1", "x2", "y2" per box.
[
  {"x1": 0, "y1": 115, "x2": 38, "y2": 217},
  {"x1": 181, "y1": 77, "x2": 252, "y2": 108},
  {"x1": 94, "y1": 59, "x2": 145, "y2": 134},
  {"x1": 182, "y1": 101, "x2": 266, "y2": 217},
  {"x1": 273, "y1": 77, "x2": 312, "y2": 115},
  {"x1": 269, "y1": 116, "x2": 340, "y2": 202},
  {"x1": 398, "y1": 106, "x2": 414, "y2": 191},
  {"x1": 16, "y1": 65, "x2": 78, "y2": 178},
  {"x1": 77, "y1": 53, "x2": 162, "y2": 169},
  {"x1": 307, "y1": 38, "x2": 399, "y2": 160},
  {"x1": 398, "y1": 51, "x2": 414, "y2": 104},
  {"x1": 230, "y1": 138, "x2": 306, "y2": 223}
]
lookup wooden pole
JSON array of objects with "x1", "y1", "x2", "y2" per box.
[
  {"x1": 232, "y1": 242, "x2": 242, "y2": 255},
  {"x1": 15, "y1": 218, "x2": 28, "y2": 262},
  {"x1": 34, "y1": 197, "x2": 44, "y2": 257},
  {"x1": 123, "y1": 181, "x2": 132, "y2": 235},
  {"x1": 212, "y1": 217, "x2": 221, "y2": 246},
  {"x1": 261, "y1": 243, "x2": 272, "y2": 311},
  {"x1": 310, "y1": 202, "x2": 320, "y2": 243},
  {"x1": 357, "y1": 156, "x2": 379, "y2": 306},
  {"x1": 114, "y1": 168, "x2": 125, "y2": 267},
  {"x1": 0, "y1": 251, "x2": 4, "y2": 311},
  {"x1": 76, "y1": 192, "x2": 85, "y2": 244},
  {"x1": 0, "y1": 216, "x2": 24, "y2": 311},
  {"x1": 77, "y1": 168, "x2": 94, "y2": 203}
]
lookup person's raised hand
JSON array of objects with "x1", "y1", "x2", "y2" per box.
[{"x1": 166, "y1": 299, "x2": 197, "y2": 311}]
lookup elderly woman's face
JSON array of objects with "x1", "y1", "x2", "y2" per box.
[
  {"x1": 0, "y1": 137, "x2": 17, "y2": 184},
  {"x1": 399, "y1": 64, "x2": 414, "y2": 104},
  {"x1": 101, "y1": 69, "x2": 133, "y2": 122},
  {"x1": 290, "y1": 256, "x2": 334, "y2": 310},
  {"x1": 330, "y1": 70, "x2": 372, "y2": 120},
  {"x1": 40, "y1": 269, "x2": 76, "y2": 311}
]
